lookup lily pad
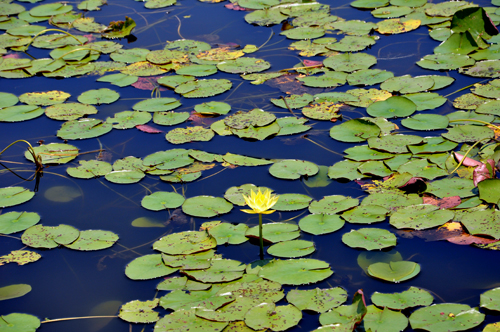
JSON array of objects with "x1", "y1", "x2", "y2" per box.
[
  {"x1": 155, "y1": 309, "x2": 227, "y2": 332},
  {"x1": 195, "y1": 101, "x2": 230, "y2": 115},
  {"x1": 208, "y1": 223, "x2": 249, "y2": 245},
  {"x1": 371, "y1": 286, "x2": 434, "y2": 310},
  {"x1": 166, "y1": 126, "x2": 215, "y2": 144},
  {"x1": 368, "y1": 260, "x2": 421, "y2": 282},
  {"x1": 217, "y1": 57, "x2": 270, "y2": 74},
  {"x1": 245, "y1": 303, "x2": 302, "y2": 331},
  {"x1": 153, "y1": 111, "x2": 189, "y2": 126},
  {"x1": 0, "y1": 284, "x2": 32, "y2": 301},
  {"x1": 461, "y1": 210, "x2": 500, "y2": 239},
  {"x1": 119, "y1": 299, "x2": 159, "y2": 324},
  {"x1": 45, "y1": 103, "x2": 98, "y2": 121},
  {"x1": 65, "y1": 229, "x2": 118, "y2": 251},
  {"x1": 276, "y1": 117, "x2": 311, "y2": 136},
  {"x1": 0, "y1": 105, "x2": 44, "y2": 122},
  {"x1": 401, "y1": 114, "x2": 449, "y2": 130},
  {"x1": 364, "y1": 305, "x2": 408, "y2": 332},
  {"x1": 184, "y1": 259, "x2": 245, "y2": 283},
  {"x1": 328, "y1": 160, "x2": 364, "y2": 180},
  {"x1": 299, "y1": 214, "x2": 345, "y2": 235},
  {"x1": 19, "y1": 90, "x2": 70, "y2": 106},
  {"x1": 366, "y1": 96, "x2": 417, "y2": 118},
  {"x1": 182, "y1": 196, "x2": 233, "y2": 218},
  {"x1": 323, "y1": 52, "x2": 377, "y2": 72},
  {"x1": 125, "y1": 254, "x2": 177, "y2": 280},
  {"x1": 390, "y1": 204, "x2": 455, "y2": 230},
  {"x1": 271, "y1": 94, "x2": 313, "y2": 109},
  {"x1": 224, "y1": 184, "x2": 273, "y2": 206},
  {"x1": 273, "y1": 194, "x2": 312, "y2": 211},
  {"x1": 330, "y1": 119, "x2": 381, "y2": 142},
  {"x1": 318, "y1": 290, "x2": 367, "y2": 329},
  {"x1": 442, "y1": 124, "x2": 494, "y2": 142},
  {"x1": 26, "y1": 143, "x2": 78, "y2": 164},
  {"x1": 280, "y1": 27, "x2": 325, "y2": 40},
  {"x1": 342, "y1": 228, "x2": 397, "y2": 250},
  {"x1": 21, "y1": 224, "x2": 79, "y2": 248},
  {"x1": 77, "y1": 88, "x2": 119, "y2": 105},
  {"x1": 309, "y1": 195, "x2": 359, "y2": 215},
  {"x1": 153, "y1": 230, "x2": 217, "y2": 255},
  {"x1": 344, "y1": 145, "x2": 394, "y2": 161},
  {"x1": 57, "y1": 118, "x2": 113, "y2": 140},
  {"x1": 258, "y1": 258, "x2": 333, "y2": 285},
  {"x1": 341, "y1": 205, "x2": 389, "y2": 224},
  {"x1": 287, "y1": 287, "x2": 347, "y2": 313},
  {"x1": 0, "y1": 212, "x2": 40, "y2": 235},
  {"x1": 347, "y1": 69, "x2": 394, "y2": 86},
  {"x1": 96, "y1": 73, "x2": 138, "y2": 87},
  {"x1": 267, "y1": 240, "x2": 315, "y2": 258},
  {"x1": 0, "y1": 187, "x2": 35, "y2": 208},
  {"x1": 481, "y1": 287, "x2": 500, "y2": 311},
  {"x1": 368, "y1": 134, "x2": 422, "y2": 153},
  {"x1": 141, "y1": 191, "x2": 185, "y2": 211},
  {"x1": 409, "y1": 303, "x2": 485, "y2": 332},
  {"x1": 105, "y1": 170, "x2": 145, "y2": 184},
  {"x1": 269, "y1": 159, "x2": 319, "y2": 180},
  {"x1": 175, "y1": 79, "x2": 232, "y2": 98},
  {"x1": 143, "y1": 149, "x2": 194, "y2": 169},
  {"x1": 376, "y1": 18, "x2": 421, "y2": 34},
  {"x1": 0, "y1": 314, "x2": 40, "y2": 332},
  {"x1": 66, "y1": 160, "x2": 112, "y2": 179},
  {"x1": 246, "y1": 223, "x2": 300, "y2": 243}
]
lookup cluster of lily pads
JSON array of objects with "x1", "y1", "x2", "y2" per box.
[{"x1": 2, "y1": 0, "x2": 500, "y2": 329}]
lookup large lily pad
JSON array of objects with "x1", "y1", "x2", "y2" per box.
[
  {"x1": 273, "y1": 194, "x2": 312, "y2": 211},
  {"x1": 341, "y1": 205, "x2": 389, "y2": 224},
  {"x1": 66, "y1": 160, "x2": 112, "y2": 179},
  {"x1": 0, "y1": 313, "x2": 40, "y2": 332},
  {"x1": 318, "y1": 291, "x2": 367, "y2": 329},
  {"x1": 481, "y1": 287, "x2": 500, "y2": 311},
  {"x1": 246, "y1": 223, "x2": 300, "y2": 243},
  {"x1": 21, "y1": 224, "x2": 79, "y2": 248},
  {"x1": 442, "y1": 124, "x2": 494, "y2": 143},
  {"x1": 299, "y1": 214, "x2": 344, "y2": 235},
  {"x1": 143, "y1": 149, "x2": 194, "y2": 169},
  {"x1": 330, "y1": 119, "x2": 381, "y2": 142},
  {"x1": 409, "y1": 303, "x2": 485, "y2": 332},
  {"x1": 0, "y1": 212, "x2": 40, "y2": 235},
  {"x1": 342, "y1": 228, "x2": 397, "y2": 250},
  {"x1": 258, "y1": 258, "x2": 333, "y2": 285},
  {"x1": 119, "y1": 299, "x2": 159, "y2": 324},
  {"x1": 217, "y1": 57, "x2": 270, "y2": 74},
  {"x1": 287, "y1": 287, "x2": 347, "y2": 313},
  {"x1": 57, "y1": 118, "x2": 113, "y2": 140},
  {"x1": 461, "y1": 210, "x2": 500, "y2": 239},
  {"x1": 0, "y1": 187, "x2": 35, "y2": 208},
  {"x1": 154, "y1": 309, "x2": 227, "y2": 332},
  {"x1": 267, "y1": 240, "x2": 315, "y2": 258},
  {"x1": 390, "y1": 204, "x2": 455, "y2": 230},
  {"x1": 26, "y1": 143, "x2": 78, "y2": 164},
  {"x1": 132, "y1": 97, "x2": 181, "y2": 112},
  {"x1": 141, "y1": 191, "x2": 185, "y2": 211},
  {"x1": 77, "y1": 88, "x2": 119, "y2": 105},
  {"x1": 371, "y1": 287, "x2": 434, "y2": 310},
  {"x1": 269, "y1": 160, "x2": 319, "y2": 180},
  {"x1": 184, "y1": 259, "x2": 245, "y2": 283},
  {"x1": 309, "y1": 195, "x2": 359, "y2": 215},
  {"x1": 175, "y1": 79, "x2": 232, "y2": 98},
  {"x1": 19, "y1": 90, "x2": 70, "y2": 106},
  {"x1": 425, "y1": 178, "x2": 475, "y2": 198},
  {"x1": 153, "y1": 231, "x2": 217, "y2": 255},
  {"x1": 245, "y1": 303, "x2": 302, "y2": 331},
  {"x1": 323, "y1": 52, "x2": 377, "y2": 72},
  {"x1": 182, "y1": 196, "x2": 233, "y2": 218},
  {"x1": 65, "y1": 230, "x2": 118, "y2": 251},
  {"x1": 208, "y1": 223, "x2": 249, "y2": 245},
  {"x1": 366, "y1": 96, "x2": 416, "y2": 118},
  {"x1": 364, "y1": 305, "x2": 408, "y2": 332},
  {"x1": 368, "y1": 261, "x2": 421, "y2": 282},
  {"x1": 166, "y1": 126, "x2": 215, "y2": 144}
]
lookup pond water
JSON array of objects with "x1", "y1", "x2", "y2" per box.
[{"x1": 1, "y1": 0, "x2": 500, "y2": 331}]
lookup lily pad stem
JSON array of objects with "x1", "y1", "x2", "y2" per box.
[
  {"x1": 259, "y1": 213, "x2": 264, "y2": 260},
  {"x1": 281, "y1": 96, "x2": 297, "y2": 117},
  {"x1": 42, "y1": 316, "x2": 117, "y2": 324},
  {"x1": 0, "y1": 140, "x2": 43, "y2": 172},
  {"x1": 449, "y1": 119, "x2": 500, "y2": 132}
]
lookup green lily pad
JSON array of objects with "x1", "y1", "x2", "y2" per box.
[
  {"x1": 143, "y1": 149, "x2": 194, "y2": 169},
  {"x1": 195, "y1": 296, "x2": 261, "y2": 322},
  {"x1": 309, "y1": 195, "x2": 359, "y2": 215},
  {"x1": 453, "y1": 93, "x2": 490, "y2": 109},
  {"x1": 259, "y1": 258, "x2": 333, "y2": 285},
  {"x1": 267, "y1": 240, "x2": 315, "y2": 258},
  {"x1": 344, "y1": 145, "x2": 394, "y2": 161},
  {"x1": 57, "y1": 118, "x2": 113, "y2": 140},
  {"x1": 246, "y1": 223, "x2": 300, "y2": 243},
  {"x1": 417, "y1": 53, "x2": 475, "y2": 70},
  {"x1": 125, "y1": 254, "x2": 177, "y2": 280},
  {"x1": 0, "y1": 313, "x2": 40, "y2": 332},
  {"x1": 175, "y1": 79, "x2": 232, "y2": 98},
  {"x1": 447, "y1": 110, "x2": 494, "y2": 125},
  {"x1": 401, "y1": 114, "x2": 449, "y2": 130},
  {"x1": 21, "y1": 224, "x2": 79, "y2": 248},
  {"x1": 328, "y1": 160, "x2": 364, "y2": 180},
  {"x1": 368, "y1": 261, "x2": 421, "y2": 282},
  {"x1": 45, "y1": 103, "x2": 97, "y2": 121},
  {"x1": 154, "y1": 230, "x2": 216, "y2": 255},
  {"x1": 342, "y1": 228, "x2": 397, "y2": 250},
  {"x1": 194, "y1": 101, "x2": 230, "y2": 115},
  {"x1": 0, "y1": 187, "x2": 35, "y2": 208},
  {"x1": 166, "y1": 126, "x2": 214, "y2": 144},
  {"x1": 397, "y1": 159, "x2": 448, "y2": 180},
  {"x1": 409, "y1": 303, "x2": 485, "y2": 332},
  {"x1": 119, "y1": 299, "x2": 159, "y2": 324},
  {"x1": 442, "y1": 124, "x2": 494, "y2": 142},
  {"x1": 380, "y1": 75, "x2": 435, "y2": 94},
  {"x1": 351, "y1": 0, "x2": 389, "y2": 8},
  {"x1": 19, "y1": 90, "x2": 70, "y2": 106},
  {"x1": 409, "y1": 137, "x2": 458, "y2": 155},
  {"x1": 222, "y1": 153, "x2": 272, "y2": 166},
  {"x1": 238, "y1": 0, "x2": 279, "y2": 9},
  {"x1": 182, "y1": 196, "x2": 233, "y2": 218},
  {"x1": 366, "y1": 96, "x2": 417, "y2": 118},
  {"x1": 231, "y1": 122, "x2": 280, "y2": 140},
  {"x1": 403, "y1": 92, "x2": 447, "y2": 111},
  {"x1": 273, "y1": 194, "x2": 312, "y2": 211},
  {"x1": 358, "y1": 160, "x2": 393, "y2": 177},
  {"x1": 297, "y1": 71, "x2": 347, "y2": 88},
  {"x1": 479, "y1": 179, "x2": 500, "y2": 205},
  {"x1": 426, "y1": 178, "x2": 475, "y2": 198},
  {"x1": 26, "y1": 143, "x2": 78, "y2": 165},
  {"x1": 461, "y1": 210, "x2": 500, "y2": 239},
  {"x1": 367, "y1": 134, "x2": 422, "y2": 153},
  {"x1": 176, "y1": 64, "x2": 217, "y2": 77},
  {"x1": 280, "y1": 27, "x2": 325, "y2": 40},
  {"x1": 331, "y1": 20, "x2": 377, "y2": 35},
  {"x1": 110, "y1": 48, "x2": 149, "y2": 63},
  {"x1": 184, "y1": 259, "x2": 245, "y2": 283},
  {"x1": 153, "y1": 111, "x2": 189, "y2": 126},
  {"x1": 225, "y1": 109, "x2": 275, "y2": 129},
  {"x1": 0, "y1": 212, "x2": 40, "y2": 235},
  {"x1": 65, "y1": 229, "x2": 118, "y2": 251},
  {"x1": 390, "y1": 204, "x2": 454, "y2": 230},
  {"x1": 0, "y1": 105, "x2": 44, "y2": 122},
  {"x1": 0, "y1": 92, "x2": 19, "y2": 108},
  {"x1": 67, "y1": 160, "x2": 112, "y2": 179},
  {"x1": 141, "y1": 191, "x2": 185, "y2": 211},
  {"x1": 276, "y1": 117, "x2": 311, "y2": 136},
  {"x1": 97, "y1": 73, "x2": 138, "y2": 87},
  {"x1": 481, "y1": 287, "x2": 500, "y2": 311},
  {"x1": 299, "y1": 213, "x2": 345, "y2": 235},
  {"x1": 217, "y1": 57, "x2": 270, "y2": 74},
  {"x1": 287, "y1": 287, "x2": 347, "y2": 313},
  {"x1": 341, "y1": 205, "x2": 389, "y2": 224},
  {"x1": 372, "y1": 5, "x2": 413, "y2": 18},
  {"x1": 107, "y1": 111, "x2": 151, "y2": 129},
  {"x1": 271, "y1": 94, "x2": 313, "y2": 109},
  {"x1": 244, "y1": 7, "x2": 288, "y2": 26},
  {"x1": 269, "y1": 159, "x2": 319, "y2": 180},
  {"x1": 77, "y1": 88, "x2": 119, "y2": 105},
  {"x1": 105, "y1": 170, "x2": 145, "y2": 184},
  {"x1": 364, "y1": 305, "x2": 408, "y2": 332},
  {"x1": 162, "y1": 250, "x2": 215, "y2": 270},
  {"x1": 30, "y1": 3, "x2": 72, "y2": 16},
  {"x1": 323, "y1": 52, "x2": 377, "y2": 72},
  {"x1": 245, "y1": 303, "x2": 302, "y2": 331},
  {"x1": 330, "y1": 119, "x2": 381, "y2": 142},
  {"x1": 156, "y1": 309, "x2": 227, "y2": 332},
  {"x1": 371, "y1": 286, "x2": 434, "y2": 310},
  {"x1": 327, "y1": 35, "x2": 378, "y2": 52},
  {"x1": 347, "y1": 69, "x2": 394, "y2": 86},
  {"x1": 362, "y1": 189, "x2": 422, "y2": 210},
  {"x1": 302, "y1": 102, "x2": 343, "y2": 121},
  {"x1": 0, "y1": 284, "x2": 32, "y2": 301},
  {"x1": 208, "y1": 223, "x2": 249, "y2": 245}
]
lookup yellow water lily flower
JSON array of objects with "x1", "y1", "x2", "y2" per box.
[{"x1": 241, "y1": 189, "x2": 279, "y2": 214}]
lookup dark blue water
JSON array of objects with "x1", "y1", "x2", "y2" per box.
[{"x1": 1, "y1": 0, "x2": 500, "y2": 331}]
